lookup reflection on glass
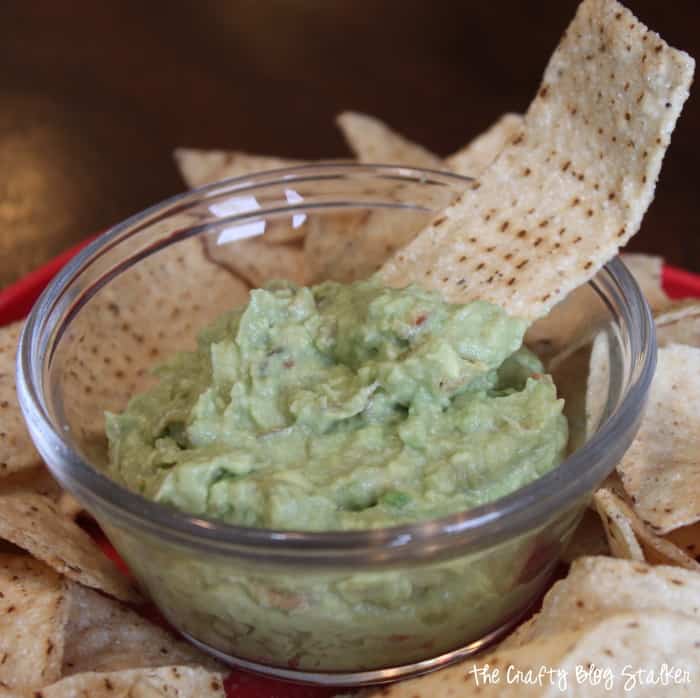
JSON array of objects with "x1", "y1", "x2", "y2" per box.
[{"x1": 210, "y1": 195, "x2": 266, "y2": 244}]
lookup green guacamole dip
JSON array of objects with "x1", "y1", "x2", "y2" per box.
[{"x1": 106, "y1": 279, "x2": 567, "y2": 530}]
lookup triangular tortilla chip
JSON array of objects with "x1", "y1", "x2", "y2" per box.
[
  {"x1": 38, "y1": 665, "x2": 226, "y2": 698},
  {"x1": 445, "y1": 113, "x2": 524, "y2": 176},
  {"x1": 174, "y1": 148, "x2": 300, "y2": 189},
  {"x1": 0, "y1": 554, "x2": 69, "y2": 692},
  {"x1": 336, "y1": 111, "x2": 443, "y2": 169},
  {"x1": 656, "y1": 301, "x2": 700, "y2": 347},
  {"x1": 594, "y1": 488, "x2": 700, "y2": 570},
  {"x1": 0, "y1": 321, "x2": 42, "y2": 476},
  {"x1": 63, "y1": 584, "x2": 220, "y2": 675},
  {"x1": 503, "y1": 555, "x2": 700, "y2": 648},
  {"x1": 0, "y1": 490, "x2": 140, "y2": 601},
  {"x1": 380, "y1": 0, "x2": 694, "y2": 321},
  {"x1": 616, "y1": 343, "x2": 700, "y2": 533}
]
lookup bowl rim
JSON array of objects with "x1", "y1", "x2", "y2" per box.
[{"x1": 17, "y1": 163, "x2": 658, "y2": 565}]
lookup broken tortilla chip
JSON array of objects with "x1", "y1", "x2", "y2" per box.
[
  {"x1": 38, "y1": 665, "x2": 226, "y2": 698},
  {"x1": 445, "y1": 113, "x2": 524, "y2": 176},
  {"x1": 63, "y1": 583, "x2": 220, "y2": 675},
  {"x1": 0, "y1": 490, "x2": 140, "y2": 601},
  {"x1": 380, "y1": 0, "x2": 694, "y2": 321},
  {"x1": 616, "y1": 343, "x2": 700, "y2": 534},
  {"x1": 0, "y1": 555, "x2": 69, "y2": 693},
  {"x1": 336, "y1": 111, "x2": 443, "y2": 170},
  {"x1": 594, "y1": 488, "x2": 700, "y2": 570},
  {"x1": 0, "y1": 321, "x2": 43, "y2": 476}
]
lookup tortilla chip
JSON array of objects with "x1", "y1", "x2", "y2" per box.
[
  {"x1": 504, "y1": 555, "x2": 700, "y2": 649},
  {"x1": 57, "y1": 236, "x2": 250, "y2": 453},
  {"x1": 304, "y1": 209, "x2": 440, "y2": 284},
  {"x1": 0, "y1": 490, "x2": 140, "y2": 601},
  {"x1": 306, "y1": 113, "x2": 525, "y2": 284},
  {"x1": 0, "y1": 554, "x2": 69, "y2": 692},
  {"x1": 38, "y1": 665, "x2": 226, "y2": 698},
  {"x1": 370, "y1": 609, "x2": 700, "y2": 697},
  {"x1": 0, "y1": 465, "x2": 84, "y2": 520},
  {"x1": 174, "y1": 148, "x2": 300, "y2": 189},
  {"x1": 594, "y1": 487, "x2": 645, "y2": 562},
  {"x1": 616, "y1": 343, "x2": 700, "y2": 533},
  {"x1": 594, "y1": 488, "x2": 700, "y2": 570},
  {"x1": 336, "y1": 111, "x2": 443, "y2": 169},
  {"x1": 380, "y1": 0, "x2": 694, "y2": 321},
  {"x1": 656, "y1": 301, "x2": 700, "y2": 347},
  {"x1": 63, "y1": 583, "x2": 220, "y2": 675},
  {"x1": 445, "y1": 113, "x2": 524, "y2": 176},
  {"x1": 204, "y1": 237, "x2": 308, "y2": 287},
  {"x1": 620, "y1": 253, "x2": 672, "y2": 312},
  {"x1": 0, "y1": 321, "x2": 43, "y2": 476},
  {"x1": 0, "y1": 465, "x2": 63, "y2": 499}
]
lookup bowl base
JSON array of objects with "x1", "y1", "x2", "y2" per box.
[{"x1": 180, "y1": 603, "x2": 534, "y2": 688}]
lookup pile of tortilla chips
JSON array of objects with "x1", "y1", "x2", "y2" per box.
[{"x1": 1, "y1": 0, "x2": 698, "y2": 695}]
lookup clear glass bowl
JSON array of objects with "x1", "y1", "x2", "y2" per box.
[{"x1": 16, "y1": 164, "x2": 656, "y2": 686}]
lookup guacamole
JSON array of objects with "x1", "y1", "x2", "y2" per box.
[{"x1": 106, "y1": 279, "x2": 567, "y2": 530}]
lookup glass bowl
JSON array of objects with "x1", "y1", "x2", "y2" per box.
[{"x1": 16, "y1": 164, "x2": 656, "y2": 686}]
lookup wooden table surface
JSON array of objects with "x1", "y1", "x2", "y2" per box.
[{"x1": 1, "y1": 0, "x2": 698, "y2": 289}]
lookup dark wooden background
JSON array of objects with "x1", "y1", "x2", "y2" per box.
[{"x1": 1, "y1": 0, "x2": 698, "y2": 289}]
